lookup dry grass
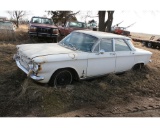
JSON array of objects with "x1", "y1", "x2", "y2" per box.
[
  {"x1": 130, "y1": 32, "x2": 160, "y2": 40},
  {"x1": 0, "y1": 24, "x2": 28, "y2": 42},
  {"x1": 0, "y1": 30, "x2": 15, "y2": 41},
  {"x1": 17, "y1": 24, "x2": 28, "y2": 32}
]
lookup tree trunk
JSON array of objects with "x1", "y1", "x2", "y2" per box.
[
  {"x1": 98, "y1": 11, "x2": 114, "y2": 32},
  {"x1": 106, "y1": 11, "x2": 114, "y2": 32},
  {"x1": 16, "y1": 18, "x2": 19, "y2": 28},
  {"x1": 98, "y1": 11, "x2": 106, "y2": 32}
]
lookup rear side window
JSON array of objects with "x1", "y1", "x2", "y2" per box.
[
  {"x1": 93, "y1": 39, "x2": 113, "y2": 52},
  {"x1": 115, "y1": 39, "x2": 131, "y2": 51},
  {"x1": 100, "y1": 39, "x2": 113, "y2": 52}
]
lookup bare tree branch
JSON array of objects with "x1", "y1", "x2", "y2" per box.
[{"x1": 7, "y1": 11, "x2": 28, "y2": 28}]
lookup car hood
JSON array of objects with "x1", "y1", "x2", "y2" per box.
[{"x1": 17, "y1": 43, "x2": 73, "y2": 59}]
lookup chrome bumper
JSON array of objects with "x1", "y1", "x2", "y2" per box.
[{"x1": 14, "y1": 55, "x2": 44, "y2": 81}]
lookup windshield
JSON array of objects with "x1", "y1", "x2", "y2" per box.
[
  {"x1": 59, "y1": 32, "x2": 98, "y2": 52},
  {"x1": 31, "y1": 17, "x2": 53, "y2": 25},
  {"x1": 69, "y1": 22, "x2": 87, "y2": 28},
  {"x1": 88, "y1": 23, "x2": 97, "y2": 27}
]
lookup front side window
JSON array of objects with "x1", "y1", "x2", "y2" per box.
[
  {"x1": 115, "y1": 39, "x2": 131, "y2": 51},
  {"x1": 59, "y1": 32, "x2": 98, "y2": 52}
]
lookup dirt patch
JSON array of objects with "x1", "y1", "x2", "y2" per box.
[{"x1": 0, "y1": 27, "x2": 160, "y2": 117}]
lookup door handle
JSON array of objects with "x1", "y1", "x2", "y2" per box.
[{"x1": 110, "y1": 53, "x2": 116, "y2": 55}]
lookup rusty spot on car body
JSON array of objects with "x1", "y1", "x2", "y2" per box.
[{"x1": 38, "y1": 64, "x2": 42, "y2": 71}]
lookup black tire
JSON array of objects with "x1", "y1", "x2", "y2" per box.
[
  {"x1": 115, "y1": 72, "x2": 125, "y2": 75},
  {"x1": 132, "y1": 63, "x2": 143, "y2": 70},
  {"x1": 53, "y1": 36, "x2": 58, "y2": 43},
  {"x1": 49, "y1": 69, "x2": 72, "y2": 88},
  {"x1": 152, "y1": 45, "x2": 157, "y2": 49},
  {"x1": 147, "y1": 42, "x2": 152, "y2": 48},
  {"x1": 59, "y1": 30, "x2": 63, "y2": 36},
  {"x1": 142, "y1": 41, "x2": 146, "y2": 46},
  {"x1": 29, "y1": 35, "x2": 35, "y2": 42}
]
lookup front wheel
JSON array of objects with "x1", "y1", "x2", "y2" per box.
[
  {"x1": 49, "y1": 69, "x2": 73, "y2": 88},
  {"x1": 142, "y1": 41, "x2": 146, "y2": 46}
]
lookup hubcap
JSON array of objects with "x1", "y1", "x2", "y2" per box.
[
  {"x1": 55, "y1": 70, "x2": 72, "y2": 87},
  {"x1": 148, "y1": 43, "x2": 152, "y2": 47}
]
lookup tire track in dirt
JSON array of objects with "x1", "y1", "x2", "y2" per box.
[{"x1": 56, "y1": 96, "x2": 160, "y2": 117}]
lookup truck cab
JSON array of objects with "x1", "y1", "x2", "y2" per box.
[
  {"x1": 28, "y1": 16, "x2": 59, "y2": 42},
  {"x1": 58, "y1": 21, "x2": 87, "y2": 36}
]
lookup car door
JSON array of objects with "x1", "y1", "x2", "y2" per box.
[
  {"x1": 114, "y1": 38, "x2": 135, "y2": 72},
  {"x1": 87, "y1": 38, "x2": 116, "y2": 77}
]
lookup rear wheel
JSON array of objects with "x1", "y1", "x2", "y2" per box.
[
  {"x1": 49, "y1": 69, "x2": 73, "y2": 88},
  {"x1": 132, "y1": 63, "x2": 144, "y2": 70},
  {"x1": 152, "y1": 44, "x2": 157, "y2": 49}
]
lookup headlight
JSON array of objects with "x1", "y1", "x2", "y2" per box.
[
  {"x1": 28, "y1": 61, "x2": 34, "y2": 69},
  {"x1": 30, "y1": 26, "x2": 37, "y2": 32},
  {"x1": 30, "y1": 26, "x2": 37, "y2": 29},
  {"x1": 28, "y1": 61, "x2": 39, "y2": 72},
  {"x1": 52, "y1": 28, "x2": 59, "y2": 34},
  {"x1": 53, "y1": 28, "x2": 58, "y2": 32},
  {"x1": 33, "y1": 63, "x2": 39, "y2": 72}
]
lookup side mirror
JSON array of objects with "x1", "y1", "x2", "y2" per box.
[{"x1": 99, "y1": 49, "x2": 105, "y2": 54}]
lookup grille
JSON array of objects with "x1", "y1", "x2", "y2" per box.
[
  {"x1": 37, "y1": 27, "x2": 52, "y2": 34},
  {"x1": 19, "y1": 55, "x2": 31, "y2": 71}
]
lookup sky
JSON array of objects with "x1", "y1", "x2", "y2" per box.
[{"x1": 1, "y1": 10, "x2": 160, "y2": 35}]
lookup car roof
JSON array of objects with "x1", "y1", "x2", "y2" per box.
[{"x1": 74, "y1": 30, "x2": 130, "y2": 39}]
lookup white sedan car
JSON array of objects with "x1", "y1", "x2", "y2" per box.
[
  {"x1": 14, "y1": 30, "x2": 152, "y2": 87},
  {"x1": 0, "y1": 21, "x2": 16, "y2": 31}
]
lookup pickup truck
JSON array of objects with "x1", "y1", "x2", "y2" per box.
[
  {"x1": 28, "y1": 16, "x2": 59, "y2": 42},
  {"x1": 58, "y1": 21, "x2": 88, "y2": 36}
]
